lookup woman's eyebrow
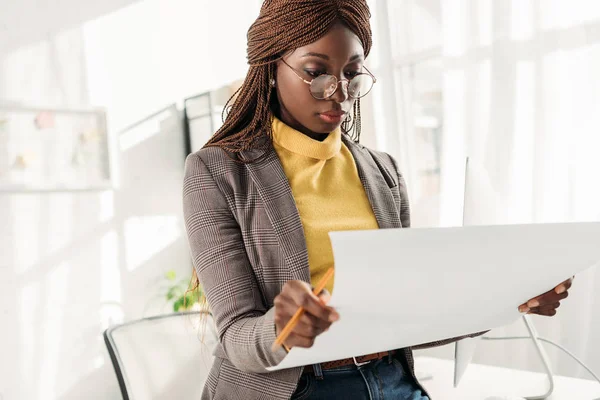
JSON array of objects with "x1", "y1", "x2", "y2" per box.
[
  {"x1": 300, "y1": 52, "x2": 364, "y2": 62},
  {"x1": 301, "y1": 52, "x2": 330, "y2": 60}
]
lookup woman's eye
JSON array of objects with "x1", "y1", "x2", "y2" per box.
[
  {"x1": 305, "y1": 70, "x2": 325, "y2": 78},
  {"x1": 345, "y1": 71, "x2": 361, "y2": 79}
]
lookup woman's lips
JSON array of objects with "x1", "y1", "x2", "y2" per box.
[{"x1": 319, "y1": 111, "x2": 347, "y2": 124}]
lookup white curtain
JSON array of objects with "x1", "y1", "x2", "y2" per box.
[{"x1": 434, "y1": 0, "x2": 600, "y2": 378}]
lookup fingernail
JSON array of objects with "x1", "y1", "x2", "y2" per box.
[
  {"x1": 519, "y1": 306, "x2": 530, "y2": 313},
  {"x1": 528, "y1": 300, "x2": 539, "y2": 308},
  {"x1": 329, "y1": 313, "x2": 339, "y2": 322},
  {"x1": 556, "y1": 286, "x2": 566, "y2": 294}
]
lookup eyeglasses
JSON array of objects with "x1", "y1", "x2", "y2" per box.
[{"x1": 281, "y1": 59, "x2": 377, "y2": 100}]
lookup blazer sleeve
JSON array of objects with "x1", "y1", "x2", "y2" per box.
[
  {"x1": 386, "y1": 153, "x2": 489, "y2": 349},
  {"x1": 182, "y1": 153, "x2": 288, "y2": 373}
]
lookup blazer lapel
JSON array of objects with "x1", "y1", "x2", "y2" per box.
[
  {"x1": 343, "y1": 137, "x2": 403, "y2": 229},
  {"x1": 243, "y1": 146, "x2": 311, "y2": 283}
]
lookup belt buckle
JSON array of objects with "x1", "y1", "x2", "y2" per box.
[{"x1": 353, "y1": 356, "x2": 371, "y2": 367}]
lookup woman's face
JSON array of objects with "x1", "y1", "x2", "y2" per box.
[{"x1": 275, "y1": 23, "x2": 366, "y2": 139}]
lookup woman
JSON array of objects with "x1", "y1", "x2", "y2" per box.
[{"x1": 182, "y1": 1, "x2": 573, "y2": 399}]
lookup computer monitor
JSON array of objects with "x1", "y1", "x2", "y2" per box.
[{"x1": 454, "y1": 157, "x2": 501, "y2": 387}]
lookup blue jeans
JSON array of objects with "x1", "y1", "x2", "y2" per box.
[{"x1": 291, "y1": 357, "x2": 430, "y2": 400}]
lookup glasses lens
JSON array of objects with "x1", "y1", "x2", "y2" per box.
[
  {"x1": 348, "y1": 74, "x2": 374, "y2": 98},
  {"x1": 310, "y1": 75, "x2": 338, "y2": 99}
]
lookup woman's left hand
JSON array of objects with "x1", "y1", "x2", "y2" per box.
[{"x1": 518, "y1": 277, "x2": 574, "y2": 316}]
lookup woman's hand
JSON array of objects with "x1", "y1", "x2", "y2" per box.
[
  {"x1": 273, "y1": 280, "x2": 340, "y2": 349},
  {"x1": 518, "y1": 277, "x2": 574, "y2": 316}
]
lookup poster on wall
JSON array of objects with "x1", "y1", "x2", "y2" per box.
[
  {"x1": 183, "y1": 79, "x2": 243, "y2": 155},
  {"x1": 184, "y1": 92, "x2": 224, "y2": 155},
  {"x1": 0, "y1": 106, "x2": 113, "y2": 192}
]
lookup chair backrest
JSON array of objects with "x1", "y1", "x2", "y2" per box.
[{"x1": 104, "y1": 311, "x2": 218, "y2": 400}]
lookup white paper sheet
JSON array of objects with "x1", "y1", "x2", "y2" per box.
[{"x1": 266, "y1": 222, "x2": 600, "y2": 371}]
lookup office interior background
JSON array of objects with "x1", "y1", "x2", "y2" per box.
[{"x1": 1, "y1": 0, "x2": 600, "y2": 399}]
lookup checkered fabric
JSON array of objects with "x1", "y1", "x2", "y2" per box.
[{"x1": 183, "y1": 135, "x2": 484, "y2": 400}]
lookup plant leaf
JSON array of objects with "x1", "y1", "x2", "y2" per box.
[
  {"x1": 173, "y1": 297, "x2": 184, "y2": 312},
  {"x1": 165, "y1": 270, "x2": 177, "y2": 281}
]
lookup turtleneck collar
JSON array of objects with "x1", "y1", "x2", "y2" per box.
[{"x1": 271, "y1": 117, "x2": 342, "y2": 161}]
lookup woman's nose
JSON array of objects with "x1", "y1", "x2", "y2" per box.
[{"x1": 329, "y1": 80, "x2": 349, "y2": 103}]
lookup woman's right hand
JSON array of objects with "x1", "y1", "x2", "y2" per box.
[{"x1": 273, "y1": 280, "x2": 340, "y2": 349}]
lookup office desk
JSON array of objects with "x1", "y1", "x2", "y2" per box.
[{"x1": 417, "y1": 357, "x2": 600, "y2": 400}]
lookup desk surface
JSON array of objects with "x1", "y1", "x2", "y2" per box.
[{"x1": 416, "y1": 357, "x2": 600, "y2": 400}]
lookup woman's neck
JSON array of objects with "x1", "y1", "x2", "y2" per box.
[{"x1": 273, "y1": 109, "x2": 329, "y2": 142}]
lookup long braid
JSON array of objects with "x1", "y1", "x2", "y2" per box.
[
  {"x1": 191, "y1": 0, "x2": 373, "y2": 326},
  {"x1": 205, "y1": 0, "x2": 372, "y2": 158}
]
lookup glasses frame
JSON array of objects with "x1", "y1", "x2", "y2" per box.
[{"x1": 280, "y1": 58, "x2": 377, "y2": 100}]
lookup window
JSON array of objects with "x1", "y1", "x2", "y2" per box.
[{"x1": 387, "y1": 0, "x2": 444, "y2": 226}]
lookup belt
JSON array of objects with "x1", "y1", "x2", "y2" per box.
[{"x1": 302, "y1": 350, "x2": 396, "y2": 375}]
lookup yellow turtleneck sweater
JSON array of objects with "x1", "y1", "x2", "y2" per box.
[{"x1": 271, "y1": 117, "x2": 379, "y2": 294}]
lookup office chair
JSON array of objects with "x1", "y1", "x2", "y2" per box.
[{"x1": 104, "y1": 311, "x2": 218, "y2": 400}]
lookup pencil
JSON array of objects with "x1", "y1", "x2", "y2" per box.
[{"x1": 271, "y1": 267, "x2": 335, "y2": 353}]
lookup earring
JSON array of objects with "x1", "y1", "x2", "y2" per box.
[{"x1": 270, "y1": 79, "x2": 276, "y2": 87}]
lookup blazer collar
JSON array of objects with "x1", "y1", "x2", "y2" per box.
[{"x1": 341, "y1": 135, "x2": 402, "y2": 230}]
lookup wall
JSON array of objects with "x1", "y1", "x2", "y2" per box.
[
  {"x1": 0, "y1": 101, "x2": 191, "y2": 400},
  {"x1": 0, "y1": 3, "x2": 246, "y2": 397}
]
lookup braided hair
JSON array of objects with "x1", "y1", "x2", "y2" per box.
[
  {"x1": 205, "y1": 0, "x2": 373, "y2": 157},
  {"x1": 187, "y1": 0, "x2": 373, "y2": 318}
]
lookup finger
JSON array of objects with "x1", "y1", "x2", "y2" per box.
[
  {"x1": 287, "y1": 282, "x2": 339, "y2": 322},
  {"x1": 527, "y1": 291, "x2": 569, "y2": 308},
  {"x1": 273, "y1": 293, "x2": 301, "y2": 319},
  {"x1": 537, "y1": 302, "x2": 561, "y2": 312},
  {"x1": 317, "y1": 288, "x2": 331, "y2": 305},
  {"x1": 285, "y1": 332, "x2": 315, "y2": 349},
  {"x1": 274, "y1": 292, "x2": 316, "y2": 333},
  {"x1": 528, "y1": 307, "x2": 546, "y2": 316},
  {"x1": 300, "y1": 312, "x2": 331, "y2": 331},
  {"x1": 527, "y1": 307, "x2": 539, "y2": 315},
  {"x1": 528, "y1": 306, "x2": 559, "y2": 317},
  {"x1": 527, "y1": 291, "x2": 568, "y2": 308},
  {"x1": 538, "y1": 308, "x2": 557, "y2": 317},
  {"x1": 518, "y1": 287, "x2": 564, "y2": 311},
  {"x1": 294, "y1": 315, "x2": 331, "y2": 338},
  {"x1": 525, "y1": 289, "x2": 552, "y2": 308},
  {"x1": 518, "y1": 304, "x2": 530, "y2": 313},
  {"x1": 555, "y1": 278, "x2": 573, "y2": 294}
]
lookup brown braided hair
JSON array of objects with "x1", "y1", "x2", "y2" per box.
[
  {"x1": 187, "y1": 0, "x2": 373, "y2": 327},
  {"x1": 204, "y1": 0, "x2": 373, "y2": 157}
]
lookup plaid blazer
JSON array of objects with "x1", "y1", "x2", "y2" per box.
[{"x1": 183, "y1": 135, "x2": 482, "y2": 400}]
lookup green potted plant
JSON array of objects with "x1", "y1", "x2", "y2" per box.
[{"x1": 163, "y1": 270, "x2": 203, "y2": 312}]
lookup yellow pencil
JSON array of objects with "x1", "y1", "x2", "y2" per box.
[{"x1": 271, "y1": 267, "x2": 335, "y2": 353}]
